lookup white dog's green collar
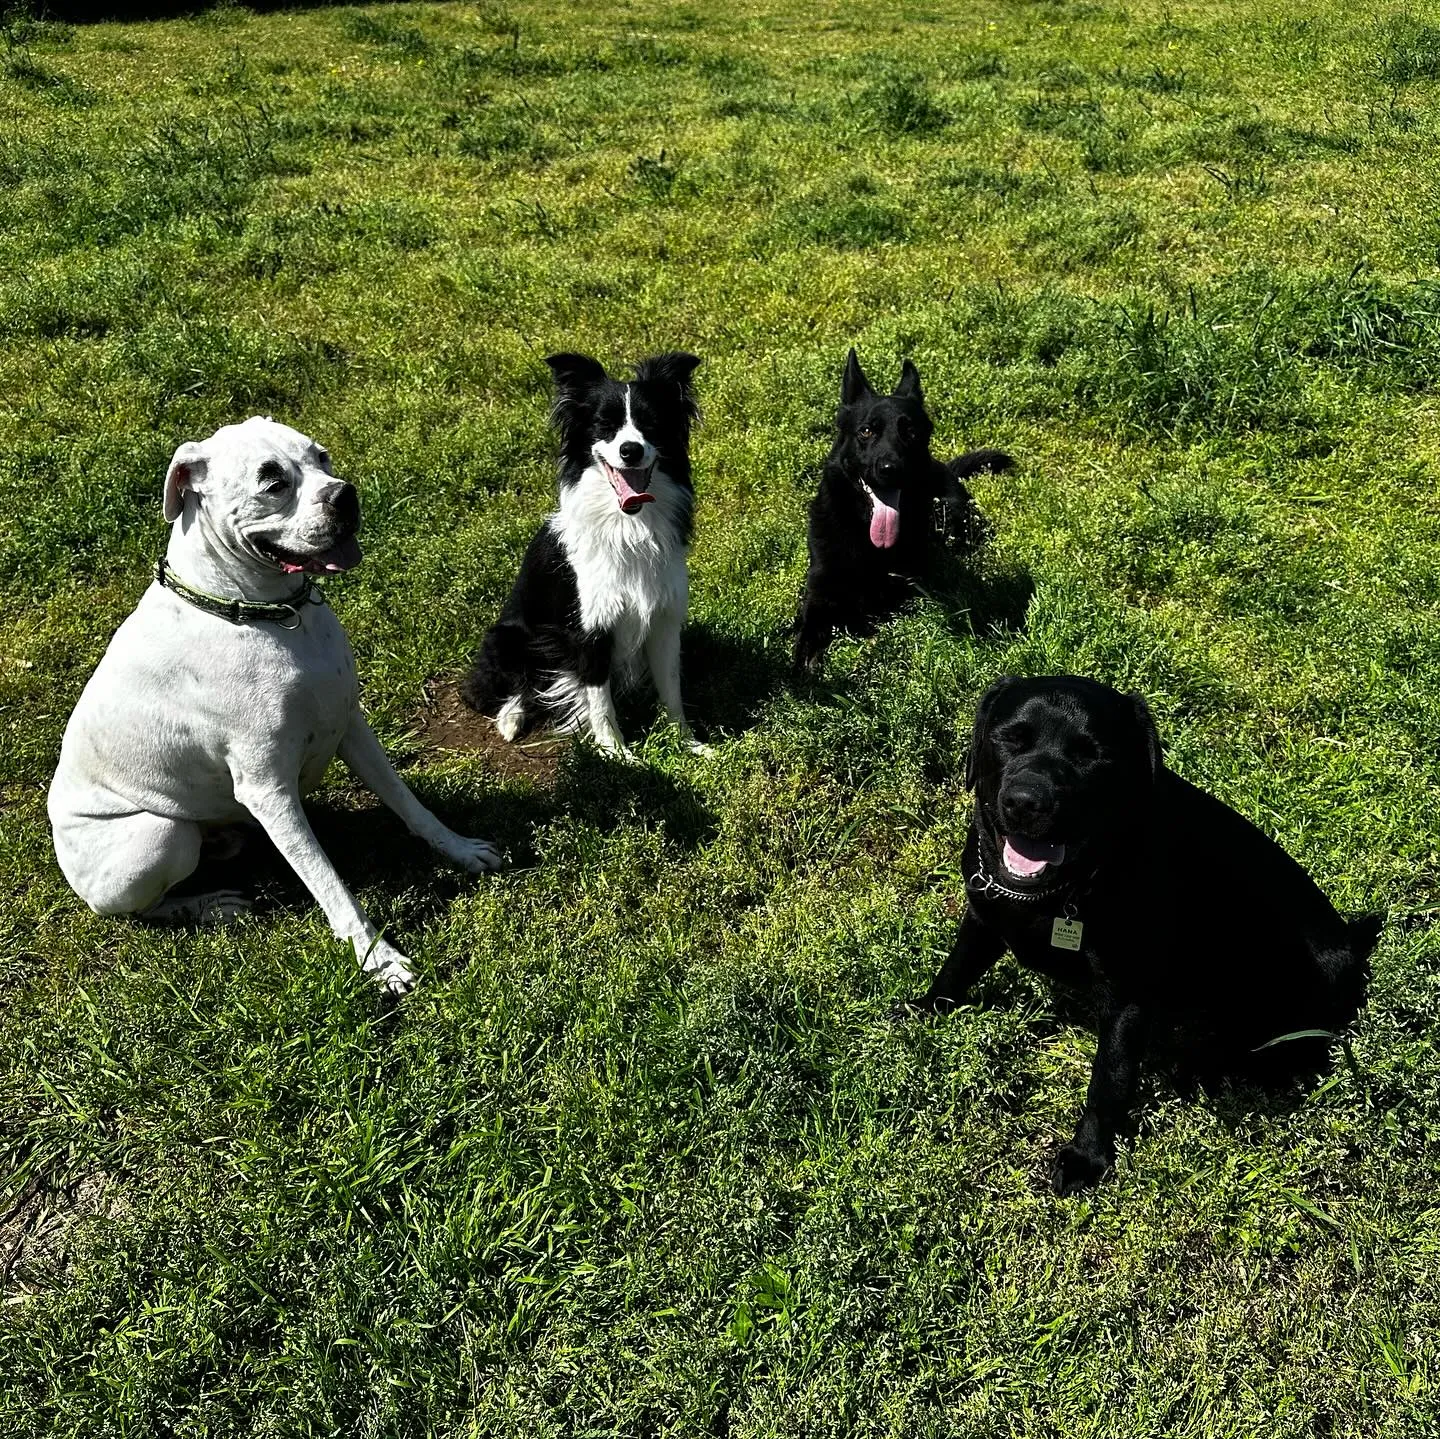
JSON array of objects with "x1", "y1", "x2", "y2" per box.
[{"x1": 154, "y1": 558, "x2": 322, "y2": 629}]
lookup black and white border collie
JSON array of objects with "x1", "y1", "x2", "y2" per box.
[
  {"x1": 461, "y1": 351, "x2": 705, "y2": 757},
  {"x1": 794, "y1": 348, "x2": 1013, "y2": 675}
]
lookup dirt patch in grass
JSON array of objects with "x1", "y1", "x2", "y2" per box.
[{"x1": 413, "y1": 677, "x2": 567, "y2": 785}]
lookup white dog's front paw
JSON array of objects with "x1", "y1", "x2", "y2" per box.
[
  {"x1": 441, "y1": 835, "x2": 504, "y2": 873},
  {"x1": 357, "y1": 936, "x2": 417, "y2": 996}
]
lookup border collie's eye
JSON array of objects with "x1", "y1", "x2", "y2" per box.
[{"x1": 315, "y1": 449, "x2": 333, "y2": 474}]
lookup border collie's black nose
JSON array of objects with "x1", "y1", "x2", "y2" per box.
[
  {"x1": 320, "y1": 481, "x2": 360, "y2": 532},
  {"x1": 618, "y1": 441, "x2": 645, "y2": 466}
]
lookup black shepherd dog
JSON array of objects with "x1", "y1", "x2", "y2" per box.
[{"x1": 793, "y1": 349, "x2": 1013, "y2": 675}]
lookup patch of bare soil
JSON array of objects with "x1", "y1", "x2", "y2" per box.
[
  {"x1": 412, "y1": 678, "x2": 568, "y2": 786},
  {"x1": 2, "y1": 1171, "x2": 115, "y2": 1296}
]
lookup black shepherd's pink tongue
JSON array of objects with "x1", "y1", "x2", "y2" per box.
[
  {"x1": 1002, "y1": 835, "x2": 1065, "y2": 879},
  {"x1": 605, "y1": 461, "x2": 656, "y2": 514},
  {"x1": 279, "y1": 534, "x2": 363, "y2": 575},
  {"x1": 868, "y1": 492, "x2": 900, "y2": 549}
]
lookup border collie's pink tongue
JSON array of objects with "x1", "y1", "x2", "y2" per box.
[
  {"x1": 1002, "y1": 835, "x2": 1066, "y2": 879},
  {"x1": 604, "y1": 461, "x2": 656, "y2": 515},
  {"x1": 278, "y1": 534, "x2": 363, "y2": 575},
  {"x1": 868, "y1": 492, "x2": 900, "y2": 549}
]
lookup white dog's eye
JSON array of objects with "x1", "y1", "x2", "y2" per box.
[{"x1": 258, "y1": 460, "x2": 291, "y2": 495}]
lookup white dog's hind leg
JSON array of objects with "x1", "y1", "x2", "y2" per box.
[
  {"x1": 233, "y1": 778, "x2": 416, "y2": 995},
  {"x1": 585, "y1": 682, "x2": 631, "y2": 758},
  {"x1": 644, "y1": 610, "x2": 711, "y2": 755},
  {"x1": 338, "y1": 713, "x2": 503, "y2": 873},
  {"x1": 53, "y1": 810, "x2": 204, "y2": 917}
]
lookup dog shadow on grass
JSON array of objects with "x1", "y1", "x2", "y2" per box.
[
  {"x1": 945, "y1": 965, "x2": 1356, "y2": 1141},
  {"x1": 172, "y1": 740, "x2": 717, "y2": 939},
  {"x1": 681, "y1": 621, "x2": 795, "y2": 738},
  {"x1": 924, "y1": 550, "x2": 1036, "y2": 642}
]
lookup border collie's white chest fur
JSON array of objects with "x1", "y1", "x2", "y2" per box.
[{"x1": 550, "y1": 464, "x2": 690, "y2": 674}]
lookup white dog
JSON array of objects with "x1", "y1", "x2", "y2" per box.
[{"x1": 48, "y1": 416, "x2": 501, "y2": 995}]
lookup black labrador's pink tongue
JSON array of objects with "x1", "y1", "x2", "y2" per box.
[
  {"x1": 1001, "y1": 834, "x2": 1065, "y2": 879},
  {"x1": 868, "y1": 490, "x2": 900, "y2": 549},
  {"x1": 605, "y1": 461, "x2": 656, "y2": 514}
]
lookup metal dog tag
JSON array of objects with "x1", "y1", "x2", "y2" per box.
[{"x1": 1051, "y1": 916, "x2": 1084, "y2": 951}]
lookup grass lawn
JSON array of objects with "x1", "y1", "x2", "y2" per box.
[{"x1": 5, "y1": 0, "x2": 1440, "y2": 1432}]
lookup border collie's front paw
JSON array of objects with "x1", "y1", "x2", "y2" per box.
[{"x1": 1050, "y1": 1143, "x2": 1111, "y2": 1196}]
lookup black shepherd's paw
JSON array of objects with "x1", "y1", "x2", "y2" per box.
[
  {"x1": 1050, "y1": 1143, "x2": 1112, "y2": 1197},
  {"x1": 888, "y1": 993, "x2": 958, "y2": 1023}
]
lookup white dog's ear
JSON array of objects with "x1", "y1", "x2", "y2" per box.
[{"x1": 163, "y1": 441, "x2": 207, "y2": 523}]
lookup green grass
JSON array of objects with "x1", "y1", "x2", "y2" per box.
[{"x1": 4, "y1": 0, "x2": 1440, "y2": 1433}]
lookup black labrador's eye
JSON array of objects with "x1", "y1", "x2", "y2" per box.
[
  {"x1": 858, "y1": 424, "x2": 876, "y2": 440},
  {"x1": 1066, "y1": 735, "x2": 1100, "y2": 764},
  {"x1": 994, "y1": 723, "x2": 1034, "y2": 753}
]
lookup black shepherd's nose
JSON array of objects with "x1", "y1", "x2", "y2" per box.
[
  {"x1": 320, "y1": 481, "x2": 360, "y2": 532},
  {"x1": 998, "y1": 778, "x2": 1052, "y2": 834},
  {"x1": 618, "y1": 441, "x2": 646, "y2": 466}
]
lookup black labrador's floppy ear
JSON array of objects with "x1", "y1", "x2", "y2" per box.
[
  {"x1": 1128, "y1": 692, "x2": 1164, "y2": 780},
  {"x1": 163, "y1": 440, "x2": 207, "y2": 523},
  {"x1": 893, "y1": 358, "x2": 924, "y2": 403},
  {"x1": 634, "y1": 352, "x2": 702, "y2": 422},
  {"x1": 965, "y1": 676, "x2": 1014, "y2": 791},
  {"x1": 841, "y1": 347, "x2": 873, "y2": 405}
]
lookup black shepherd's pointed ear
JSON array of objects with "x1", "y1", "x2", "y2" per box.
[
  {"x1": 544, "y1": 352, "x2": 609, "y2": 392},
  {"x1": 841, "y1": 347, "x2": 873, "y2": 405},
  {"x1": 1128, "y1": 692, "x2": 1164, "y2": 780},
  {"x1": 634, "y1": 351, "x2": 702, "y2": 421},
  {"x1": 965, "y1": 676, "x2": 1014, "y2": 791},
  {"x1": 894, "y1": 358, "x2": 924, "y2": 403}
]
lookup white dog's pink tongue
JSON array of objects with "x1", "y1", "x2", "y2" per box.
[
  {"x1": 1002, "y1": 835, "x2": 1065, "y2": 878},
  {"x1": 869, "y1": 495, "x2": 900, "y2": 549}
]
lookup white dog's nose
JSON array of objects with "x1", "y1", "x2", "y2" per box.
[{"x1": 320, "y1": 482, "x2": 360, "y2": 530}]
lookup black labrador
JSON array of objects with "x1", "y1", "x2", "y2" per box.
[
  {"x1": 902, "y1": 675, "x2": 1380, "y2": 1195},
  {"x1": 793, "y1": 349, "x2": 1011, "y2": 675}
]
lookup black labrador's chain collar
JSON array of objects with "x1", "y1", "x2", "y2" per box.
[
  {"x1": 966, "y1": 847, "x2": 1086, "y2": 917},
  {"x1": 155, "y1": 557, "x2": 325, "y2": 630}
]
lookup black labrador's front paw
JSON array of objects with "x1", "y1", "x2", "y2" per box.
[
  {"x1": 1050, "y1": 1142, "x2": 1112, "y2": 1197},
  {"x1": 888, "y1": 992, "x2": 959, "y2": 1023}
]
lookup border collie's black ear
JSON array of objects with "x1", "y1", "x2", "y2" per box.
[
  {"x1": 841, "y1": 348, "x2": 873, "y2": 405},
  {"x1": 634, "y1": 351, "x2": 702, "y2": 421},
  {"x1": 894, "y1": 358, "x2": 924, "y2": 403},
  {"x1": 1128, "y1": 692, "x2": 1164, "y2": 780},
  {"x1": 544, "y1": 353, "x2": 608, "y2": 393},
  {"x1": 966, "y1": 676, "x2": 1013, "y2": 791}
]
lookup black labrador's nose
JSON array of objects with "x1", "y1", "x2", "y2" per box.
[
  {"x1": 876, "y1": 457, "x2": 900, "y2": 481},
  {"x1": 618, "y1": 441, "x2": 646, "y2": 466},
  {"x1": 998, "y1": 778, "x2": 1052, "y2": 835},
  {"x1": 319, "y1": 481, "x2": 360, "y2": 532}
]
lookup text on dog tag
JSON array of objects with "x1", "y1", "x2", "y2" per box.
[{"x1": 1051, "y1": 916, "x2": 1084, "y2": 951}]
